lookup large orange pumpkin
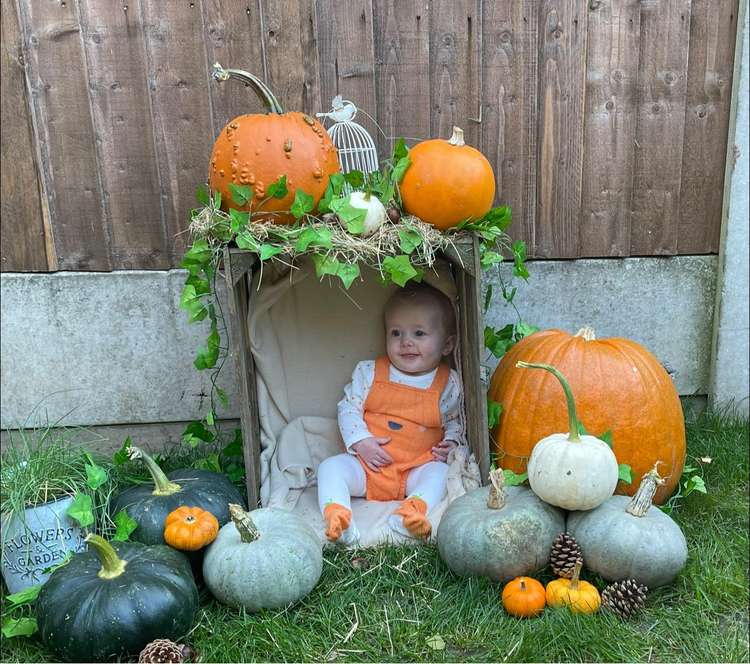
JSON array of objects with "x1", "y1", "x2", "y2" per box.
[
  {"x1": 209, "y1": 65, "x2": 339, "y2": 224},
  {"x1": 400, "y1": 126, "x2": 495, "y2": 230},
  {"x1": 489, "y1": 327, "x2": 685, "y2": 504}
]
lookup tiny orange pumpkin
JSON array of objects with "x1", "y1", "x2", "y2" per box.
[
  {"x1": 502, "y1": 576, "x2": 546, "y2": 618},
  {"x1": 163, "y1": 506, "x2": 219, "y2": 551},
  {"x1": 545, "y1": 561, "x2": 601, "y2": 614}
]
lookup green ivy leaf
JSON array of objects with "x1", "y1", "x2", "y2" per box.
[
  {"x1": 1, "y1": 617, "x2": 38, "y2": 639},
  {"x1": 112, "y1": 509, "x2": 138, "y2": 542},
  {"x1": 487, "y1": 399, "x2": 503, "y2": 429},
  {"x1": 343, "y1": 170, "x2": 365, "y2": 189},
  {"x1": 213, "y1": 190, "x2": 222, "y2": 209},
  {"x1": 195, "y1": 184, "x2": 210, "y2": 206},
  {"x1": 618, "y1": 464, "x2": 633, "y2": 484},
  {"x1": 503, "y1": 469, "x2": 528, "y2": 486},
  {"x1": 193, "y1": 453, "x2": 222, "y2": 473},
  {"x1": 391, "y1": 156, "x2": 411, "y2": 184},
  {"x1": 330, "y1": 197, "x2": 366, "y2": 234},
  {"x1": 236, "y1": 230, "x2": 260, "y2": 251},
  {"x1": 312, "y1": 254, "x2": 341, "y2": 279},
  {"x1": 382, "y1": 255, "x2": 419, "y2": 287},
  {"x1": 512, "y1": 240, "x2": 530, "y2": 281},
  {"x1": 480, "y1": 250, "x2": 503, "y2": 269},
  {"x1": 182, "y1": 420, "x2": 215, "y2": 447},
  {"x1": 259, "y1": 244, "x2": 284, "y2": 261},
  {"x1": 85, "y1": 461, "x2": 107, "y2": 490},
  {"x1": 222, "y1": 429, "x2": 244, "y2": 457},
  {"x1": 229, "y1": 183, "x2": 254, "y2": 207},
  {"x1": 398, "y1": 228, "x2": 423, "y2": 255},
  {"x1": 5, "y1": 585, "x2": 42, "y2": 606},
  {"x1": 514, "y1": 322, "x2": 539, "y2": 339},
  {"x1": 336, "y1": 263, "x2": 360, "y2": 289},
  {"x1": 225, "y1": 463, "x2": 246, "y2": 483},
  {"x1": 501, "y1": 286, "x2": 517, "y2": 304},
  {"x1": 181, "y1": 239, "x2": 213, "y2": 268},
  {"x1": 113, "y1": 437, "x2": 132, "y2": 466},
  {"x1": 393, "y1": 138, "x2": 409, "y2": 162},
  {"x1": 599, "y1": 430, "x2": 614, "y2": 448},
  {"x1": 684, "y1": 475, "x2": 707, "y2": 496},
  {"x1": 291, "y1": 189, "x2": 315, "y2": 219},
  {"x1": 230, "y1": 208, "x2": 250, "y2": 234},
  {"x1": 266, "y1": 175, "x2": 289, "y2": 199},
  {"x1": 216, "y1": 387, "x2": 229, "y2": 408},
  {"x1": 295, "y1": 227, "x2": 333, "y2": 252},
  {"x1": 67, "y1": 493, "x2": 94, "y2": 528},
  {"x1": 480, "y1": 205, "x2": 512, "y2": 231},
  {"x1": 206, "y1": 410, "x2": 215, "y2": 426}
]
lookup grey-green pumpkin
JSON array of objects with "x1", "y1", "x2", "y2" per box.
[
  {"x1": 567, "y1": 463, "x2": 688, "y2": 588},
  {"x1": 203, "y1": 504, "x2": 323, "y2": 611},
  {"x1": 437, "y1": 469, "x2": 566, "y2": 582}
]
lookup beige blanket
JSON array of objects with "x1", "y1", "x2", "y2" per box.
[{"x1": 248, "y1": 258, "x2": 480, "y2": 547}]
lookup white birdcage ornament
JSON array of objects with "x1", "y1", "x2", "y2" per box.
[{"x1": 317, "y1": 96, "x2": 379, "y2": 189}]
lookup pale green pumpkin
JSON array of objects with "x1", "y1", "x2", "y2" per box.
[{"x1": 203, "y1": 505, "x2": 323, "y2": 611}]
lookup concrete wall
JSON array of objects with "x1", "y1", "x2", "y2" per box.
[
  {"x1": 1, "y1": 255, "x2": 720, "y2": 440},
  {"x1": 709, "y1": 0, "x2": 750, "y2": 418}
]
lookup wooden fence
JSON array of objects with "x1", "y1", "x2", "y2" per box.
[{"x1": 0, "y1": 0, "x2": 739, "y2": 272}]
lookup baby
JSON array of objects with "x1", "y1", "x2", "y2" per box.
[{"x1": 317, "y1": 282, "x2": 465, "y2": 545}]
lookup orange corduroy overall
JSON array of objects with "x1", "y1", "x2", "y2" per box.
[{"x1": 359, "y1": 356, "x2": 450, "y2": 501}]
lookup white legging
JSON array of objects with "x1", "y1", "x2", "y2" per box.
[{"x1": 317, "y1": 453, "x2": 449, "y2": 513}]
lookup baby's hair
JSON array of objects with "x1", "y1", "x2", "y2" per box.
[{"x1": 384, "y1": 282, "x2": 456, "y2": 336}]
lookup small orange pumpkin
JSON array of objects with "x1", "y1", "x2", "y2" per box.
[
  {"x1": 502, "y1": 576, "x2": 546, "y2": 618},
  {"x1": 489, "y1": 327, "x2": 686, "y2": 504},
  {"x1": 208, "y1": 65, "x2": 339, "y2": 224},
  {"x1": 545, "y1": 561, "x2": 601, "y2": 614},
  {"x1": 400, "y1": 126, "x2": 495, "y2": 230},
  {"x1": 163, "y1": 506, "x2": 219, "y2": 551}
]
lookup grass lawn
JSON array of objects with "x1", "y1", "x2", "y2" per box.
[{"x1": 2, "y1": 410, "x2": 748, "y2": 662}]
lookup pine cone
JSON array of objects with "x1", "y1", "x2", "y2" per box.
[
  {"x1": 550, "y1": 532, "x2": 583, "y2": 578},
  {"x1": 138, "y1": 639, "x2": 194, "y2": 663},
  {"x1": 601, "y1": 579, "x2": 648, "y2": 619}
]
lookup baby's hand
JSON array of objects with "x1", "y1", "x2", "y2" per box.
[
  {"x1": 432, "y1": 439, "x2": 457, "y2": 463},
  {"x1": 352, "y1": 436, "x2": 392, "y2": 472}
]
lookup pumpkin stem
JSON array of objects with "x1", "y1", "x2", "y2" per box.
[
  {"x1": 570, "y1": 560, "x2": 583, "y2": 590},
  {"x1": 127, "y1": 445, "x2": 182, "y2": 496},
  {"x1": 229, "y1": 503, "x2": 261, "y2": 543},
  {"x1": 212, "y1": 63, "x2": 284, "y2": 114},
  {"x1": 574, "y1": 327, "x2": 597, "y2": 341},
  {"x1": 486, "y1": 468, "x2": 506, "y2": 509},
  {"x1": 85, "y1": 534, "x2": 127, "y2": 579},
  {"x1": 626, "y1": 462, "x2": 666, "y2": 517},
  {"x1": 515, "y1": 362, "x2": 582, "y2": 442},
  {"x1": 447, "y1": 126, "x2": 465, "y2": 147}
]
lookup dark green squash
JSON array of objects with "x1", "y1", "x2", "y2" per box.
[
  {"x1": 109, "y1": 445, "x2": 246, "y2": 545},
  {"x1": 36, "y1": 534, "x2": 198, "y2": 662}
]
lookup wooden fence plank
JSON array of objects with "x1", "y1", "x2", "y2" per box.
[
  {"x1": 481, "y1": 0, "x2": 539, "y2": 250},
  {"x1": 200, "y1": 1, "x2": 266, "y2": 136},
  {"x1": 315, "y1": 0, "x2": 378, "y2": 152},
  {"x1": 141, "y1": 2, "x2": 215, "y2": 264},
  {"x1": 373, "y1": 0, "x2": 431, "y2": 156},
  {"x1": 535, "y1": 0, "x2": 588, "y2": 259},
  {"x1": 260, "y1": 0, "x2": 321, "y2": 116},
  {"x1": 678, "y1": 0, "x2": 739, "y2": 254},
  {"x1": 579, "y1": 0, "x2": 640, "y2": 257},
  {"x1": 18, "y1": 0, "x2": 110, "y2": 271},
  {"x1": 629, "y1": 0, "x2": 692, "y2": 256},
  {"x1": 1, "y1": 4, "x2": 48, "y2": 272},
  {"x1": 429, "y1": 0, "x2": 482, "y2": 148},
  {"x1": 78, "y1": 0, "x2": 167, "y2": 269}
]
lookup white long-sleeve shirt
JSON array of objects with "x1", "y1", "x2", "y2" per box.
[{"x1": 337, "y1": 360, "x2": 466, "y2": 451}]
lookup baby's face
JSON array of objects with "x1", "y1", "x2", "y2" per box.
[{"x1": 385, "y1": 302, "x2": 455, "y2": 375}]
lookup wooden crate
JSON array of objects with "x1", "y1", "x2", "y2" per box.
[{"x1": 222, "y1": 235, "x2": 490, "y2": 507}]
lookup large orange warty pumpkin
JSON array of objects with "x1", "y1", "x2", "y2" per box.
[
  {"x1": 489, "y1": 327, "x2": 685, "y2": 504},
  {"x1": 209, "y1": 66, "x2": 339, "y2": 224},
  {"x1": 400, "y1": 126, "x2": 495, "y2": 230}
]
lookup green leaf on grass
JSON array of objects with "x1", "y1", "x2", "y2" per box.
[
  {"x1": 426, "y1": 635, "x2": 445, "y2": 651},
  {"x1": 618, "y1": 463, "x2": 633, "y2": 484},
  {"x1": 684, "y1": 475, "x2": 707, "y2": 496},
  {"x1": 291, "y1": 189, "x2": 315, "y2": 219},
  {"x1": 113, "y1": 436, "x2": 132, "y2": 466},
  {"x1": 112, "y1": 509, "x2": 138, "y2": 542},
  {"x1": 5, "y1": 585, "x2": 42, "y2": 606},
  {"x1": 487, "y1": 399, "x2": 503, "y2": 429},
  {"x1": 2, "y1": 617, "x2": 38, "y2": 639},
  {"x1": 85, "y1": 461, "x2": 107, "y2": 490},
  {"x1": 229, "y1": 183, "x2": 254, "y2": 207},
  {"x1": 266, "y1": 175, "x2": 289, "y2": 199},
  {"x1": 67, "y1": 493, "x2": 94, "y2": 528},
  {"x1": 503, "y1": 469, "x2": 528, "y2": 486},
  {"x1": 382, "y1": 255, "x2": 419, "y2": 287},
  {"x1": 398, "y1": 228, "x2": 423, "y2": 255}
]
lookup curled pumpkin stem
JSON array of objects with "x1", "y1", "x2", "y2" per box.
[
  {"x1": 229, "y1": 503, "x2": 261, "y2": 543},
  {"x1": 626, "y1": 461, "x2": 666, "y2": 517},
  {"x1": 487, "y1": 468, "x2": 506, "y2": 510},
  {"x1": 127, "y1": 445, "x2": 182, "y2": 496}
]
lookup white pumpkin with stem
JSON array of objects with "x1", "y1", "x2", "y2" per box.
[
  {"x1": 348, "y1": 190, "x2": 387, "y2": 236},
  {"x1": 517, "y1": 361, "x2": 619, "y2": 511}
]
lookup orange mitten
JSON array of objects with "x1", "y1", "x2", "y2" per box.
[
  {"x1": 323, "y1": 503, "x2": 352, "y2": 542},
  {"x1": 393, "y1": 497, "x2": 431, "y2": 539}
]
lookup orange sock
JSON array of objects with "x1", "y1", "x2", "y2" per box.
[
  {"x1": 323, "y1": 503, "x2": 352, "y2": 541},
  {"x1": 393, "y1": 497, "x2": 431, "y2": 539}
]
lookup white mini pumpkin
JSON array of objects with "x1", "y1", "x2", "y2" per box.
[
  {"x1": 348, "y1": 191, "x2": 386, "y2": 236},
  {"x1": 203, "y1": 504, "x2": 323, "y2": 611},
  {"x1": 518, "y1": 361, "x2": 619, "y2": 511}
]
